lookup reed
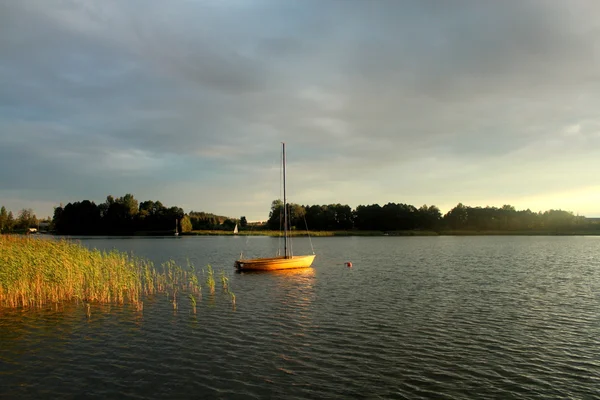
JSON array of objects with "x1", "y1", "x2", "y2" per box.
[
  {"x1": 188, "y1": 293, "x2": 197, "y2": 314},
  {"x1": 205, "y1": 265, "x2": 215, "y2": 295},
  {"x1": 0, "y1": 236, "x2": 235, "y2": 311},
  {"x1": 230, "y1": 291, "x2": 236, "y2": 310},
  {"x1": 187, "y1": 261, "x2": 201, "y2": 296},
  {"x1": 0, "y1": 236, "x2": 143, "y2": 308},
  {"x1": 219, "y1": 270, "x2": 229, "y2": 292}
]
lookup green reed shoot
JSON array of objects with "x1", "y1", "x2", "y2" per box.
[
  {"x1": 219, "y1": 270, "x2": 229, "y2": 292},
  {"x1": 188, "y1": 262, "x2": 201, "y2": 294},
  {"x1": 230, "y1": 291, "x2": 236, "y2": 309},
  {"x1": 188, "y1": 293, "x2": 197, "y2": 314},
  {"x1": 206, "y1": 265, "x2": 215, "y2": 295}
]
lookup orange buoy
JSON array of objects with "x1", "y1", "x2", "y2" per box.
[{"x1": 345, "y1": 261, "x2": 352, "y2": 268}]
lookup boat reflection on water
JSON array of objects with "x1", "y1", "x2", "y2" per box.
[
  {"x1": 236, "y1": 267, "x2": 315, "y2": 278},
  {"x1": 271, "y1": 267, "x2": 315, "y2": 278}
]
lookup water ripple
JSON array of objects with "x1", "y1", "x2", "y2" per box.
[{"x1": 3, "y1": 236, "x2": 600, "y2": 398}]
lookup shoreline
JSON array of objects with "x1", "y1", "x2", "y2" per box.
[
  {"x1": 17, "y1": 229, "x2": 600, "y2": 238},
  {"x1": 183, "y1": 229, "x2": 600, "y2": 237}
]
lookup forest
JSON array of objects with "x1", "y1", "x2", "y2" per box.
[
  {"x1": 1, "y1": 194, "x2": 597, "y2": 235},
  {"x1": 266, "y1": 200, "x2": 592, "y2": 232},
  {"x1": 52, "y1": 195, "x2": 186, "y2": 235},
  {"x1": 46, "y1": 195, "x2": 243, "y2": 235}
]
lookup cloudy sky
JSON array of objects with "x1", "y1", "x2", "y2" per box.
[{"x1": 1, "y1": 0, "x2": 600, "y2": 220}]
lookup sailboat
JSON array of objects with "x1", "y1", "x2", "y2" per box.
[
  {"x1": 233, "y1": 224, "x2": 239, "y2": 235},
  {"x1": 234, "y1": 143, "x2": 316, "y2": 271},
  {"x1": 174, "y1": 219, "x2": 179, "y2": 236}
]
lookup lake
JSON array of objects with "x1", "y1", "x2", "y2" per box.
[{"x1": 2, "y1": 235, "x2": 600, "y2": 398}]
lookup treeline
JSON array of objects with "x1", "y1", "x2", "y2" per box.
[
  {"x1": 51, "y1": 194, "x2": 247, "y2": 235},
  {"x1": 3, "y1": 195, "x2": 597, "y2": 236},
  {"x1": 53, "y1": 194, "x2": 187, "y2": 235},
  {"x1": 266, "y1": 200, "x2": 354, "y2": 230},
  {"x1": 443, "y1": 204, "x2": 588, "y2": 231},
  {"x1": 266, "y1": 201, "x2": 594, "y2": 232},
  {"x1": 0, "y1": 206, "x2": 47, "y2": 233}
]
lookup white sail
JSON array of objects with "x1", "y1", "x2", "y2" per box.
[{"x1": 233, "y1": 224, "x2": 238, "y2": 234}]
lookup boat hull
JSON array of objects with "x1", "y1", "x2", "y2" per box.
[{"x1": 235, "y1": 255, "x2": 315, "y2": 271}]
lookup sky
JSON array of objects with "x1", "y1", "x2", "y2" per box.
[{"x1": 1, "y1": 0, "x2": 600, "y2": 221}]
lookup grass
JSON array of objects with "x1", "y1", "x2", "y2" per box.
[{"x1": 0, "y1": 235, "x2": 234, "y2": 311}]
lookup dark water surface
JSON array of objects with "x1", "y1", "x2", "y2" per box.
[{"x1": 2, "y1": 236, "x2": 600, "y2": 399}]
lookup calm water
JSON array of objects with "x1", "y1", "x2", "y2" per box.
[{"x1": 2, "y1": 236, "x2": 600, "y2": 399}]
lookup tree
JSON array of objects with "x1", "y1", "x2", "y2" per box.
[
  {"x1": 240, "y1": 216, "x2": 248, "y2": 228},
  {"x1": 542, "y1": 209, "x2": 576, "y2": 229},
  {"x1": 180, "y1": 215, "x2": 193, "y2": 233},
  {"x1": 0, "y1": 206, "x2": 7, "y2": 233},
  {"x1": 52, "y1": 205, "x2": 64, "y2": 232},
  {"x1": 380, "y1": 203, "x2": 418, "y2": 231},
  {"x1": 222, "y1": 219, "x2": 236, "y2": 230},
  {"x1": 52, "y1": 201, "x2": 101, "y2": 234},
  {"x1": 266, "y1": 200, "x2": 306, "y2": 230},
  {"x1": 288, "y1": 203, "x2": 306, "y2": 229},
  {"x1": 500, "y1": 204, "x2": 516, "y2": 229},
  {"x1": 188, "y1": 211, "x2": 230, "y2": 230},
  {"x1": 6, "y1": 211, "x2": 15, "y2": 233},
  {"x1": 17, "y1": 208, "x2": 37, "y2": 230},
  {"x1": 354, "y1": 204, "x2": 383, "y2": 230},
  {"x1": 267, "y1": 199, "x2": 284, "y2": 230},
  {"x1": 120, "y1": 194, "x2": 139, "y2": 218},
  {"x1": 444, "y1": 203, "x2": 469, "y2": 229},
  {"x1": 417, "y1": 205, "x2": 441, "y2": 230},
  {"x1": 99, "y1": 194, "x2": 140, "y2": 233},
  {"x1": 331, "y1": 204, "x2": 354, "y2": 230}
]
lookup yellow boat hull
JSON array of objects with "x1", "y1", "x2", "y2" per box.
[{"x1": 235, "y1": 255, "x2": 315, "y2": 271}]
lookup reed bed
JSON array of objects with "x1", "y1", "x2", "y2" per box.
[{"x1": 0, "y1": 236, "x2": 234, "y2": 311}]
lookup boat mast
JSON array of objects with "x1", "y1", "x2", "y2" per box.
[{"x1": 282, "y1": 142, "x2": 288, "y2": 258}]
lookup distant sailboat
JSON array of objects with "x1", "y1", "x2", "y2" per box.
[
  {"x1": 233, "y1": 224, "x2": 239, "y2": 235},
  {"x1": 174, "y1": 219, "x2": 179, "y2": 236},
  {"x1": 234, "y1": 143, "x2": 315, "y2": 271}
]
